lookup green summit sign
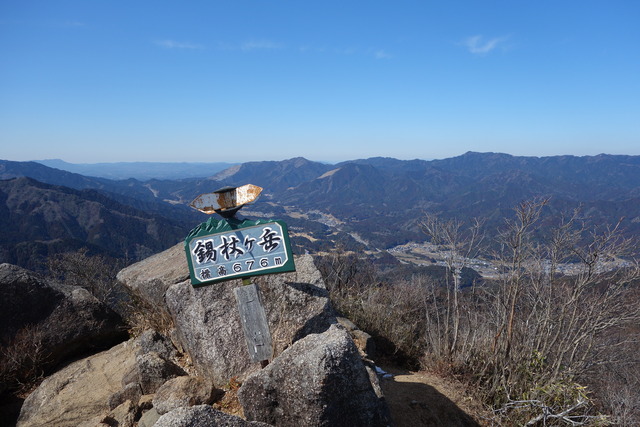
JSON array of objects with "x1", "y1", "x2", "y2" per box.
[{"x1": 184, "y1": 217, "x2": 295, "y2": 286}]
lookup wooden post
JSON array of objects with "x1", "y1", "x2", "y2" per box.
[{"x1": 234, "y1": 281, "x2": 273, "y2": 364}]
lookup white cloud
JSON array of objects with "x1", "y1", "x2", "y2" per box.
[
  {"x1": 212, "y1": 40, "x2": 389, "y2": 60},
  {"x1": 241, "y1": 40, "x2": 283, "y2": 51},
  {"x1": 334, "y1": 47, "x2": 356, "y2": 55},
  {"x1": 155, "y1": 40, "x2": 204, "y2": 50},
  {"x1": 462, "y1": 35, "x2": 509, "y2": 55},
  {"x1": 373, "y1": 49, "x2": 392, "y2": 59}
]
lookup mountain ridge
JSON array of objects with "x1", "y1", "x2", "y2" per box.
[
  {"x1": 2, "y1": 152, "x2": 640, "y2": 267},
  {"x1": 0, "y1": 177, "x2": 190, "y2": 270},
  {"x1": 35, "y1": 159, "x2": 235, "y2": 180}
]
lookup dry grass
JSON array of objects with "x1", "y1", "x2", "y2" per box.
[
  {"x1": 0, "y1": 324, "x2": 50, "y2": 396},
  {"x1": 212, "y1": 377, "x2": 244, "y2": 418},
  {"x1": 122, "y1": 287, "x2": 175, "y2": 338},
  {"x1": 318, "y1": 201, "x2": 640, "y2": 426}
]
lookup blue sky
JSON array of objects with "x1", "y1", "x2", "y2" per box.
[{"x1": 1, "y1": 1, "x2": 639, "y2": 163}]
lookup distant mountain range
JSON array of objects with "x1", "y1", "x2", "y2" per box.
[
  {"x1": 35, "y1": 159, "x2": 235, "y2": 180},
  {"x1": 2, "y1": 152, "x2": 639, "y2": 269}
]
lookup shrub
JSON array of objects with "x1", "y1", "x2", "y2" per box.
[
  {"x1": 0, "y1": 324, "x2": 49, "y2": 395},
  {"x1": 47, "y1": 248, "x2": 174, "y2": 337},
  {"x1": 318, "y1": 200, "x2": 640, "y2": 425},
  {"x1": 316, "y1": 251, "x2": 425, "y2": 366}
]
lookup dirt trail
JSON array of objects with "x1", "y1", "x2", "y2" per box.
[{"x1": 378, "y1": 365, "x2": 489, "y2": 427}]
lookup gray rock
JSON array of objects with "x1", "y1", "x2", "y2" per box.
[
  {"x1": 119, "y1": 242, "x2": 337, "y2": 385},
  {"x1": 122, "y1": 351, "x2": 186, "y2": 394},
  {"x1": 164, "y1": 252, "x2": 337, "y2": 384},
  {"x1": 0, "y1": 263, "x2": 127, "y2": 375},
  {"x1": 337, "y1": 316, "x2": 377, "y2": 358},
  {"x1": 17, "y1": 339, "x2": 138, "y2": 427},
  {"x1": 152, "y1": 376, "x2": 216, "y2": 415},
  {"x1": 108, "y1": 382, "x2": 143, "y2": 410},
  {"x1": 163, "y1": 276, "x2": 251, "y2": 385},
  {"x1": 138, "y1": 393, "x2": 154, "y2": 411},
  {"x1": 138, "y1": 407, "x2": 161, "y2": 427},
  {"x1": 116, "y1": 243, "x2": 189, "y2": 310},
  {"x1": 238, "y1": 324, "x2": 391, "y2": 427},
  {"x1": 155, "y1": 405, "x2": 271, "y2": 427},
  {"x1": 101, "y1": 399, "x2": 137, "y2": 427},
  {"x1": 336, "y1": 316, "x2": 358, "y2": 332},
  {"x1": 136, "y1": 329, "x2": 177, "y2": 360},
  {"x1": 365, "y1": 362, "x2": 385, "y2": 400},
  {"x1": 254, "y1": 254, "x2": 337, "y2": 346}
]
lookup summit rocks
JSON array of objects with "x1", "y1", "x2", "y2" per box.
[
  {"x1": 117, "y1": 245, "x2": 337, "y2": 384},
  {"x1": 115, "y1": 243, "x2": 389, "y2": 425},
  {"x1": 239, "y1": 324, "x2": 390, "y2": 426},
  {"x1": 14, "y1": 242, "x2": 389, "y2": 426},
  {"x1": 0, "y1": 263, "x2": 127, "y2": 379}
]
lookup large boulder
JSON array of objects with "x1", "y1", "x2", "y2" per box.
[
  {"x1": 17, "y1": 332, "x2": 212, "y2": 427},
  {"x1": 116, "y1": 243, "x2": 188, "y2": 310},
  {"x1": 152, "y1": 376, "x2": 217, "y2": 415},
  {"x1": 238, "y1": 324, "x2": 391, "y2": 427},
  {"x1": 108, "y1": 382, "x2": 143, "y2": 411},
  {"x1": 118, "y1": 244, "x2": 337, "y2": 385},
  {"x1": 121, "y1": 351, "x2": 186, "y2": 394},
  {"x1": 0, "y1": 263, "x2": 127, "y2": 376},
  {"x1": 166, "y1": 254, "x2": 336, "y2": 384},
  {"x1": 136, "y1": 329, "x2": 178, "y2": 361},
  {"x1": 98, "y1": 399, "x2": 138, "y2": 427},
  {"x1": 155, "y1": 405, "x2": 271, "y2": 427},
  {"x1": 17, "y1": 339, "x2": 139, "y2": 427}
]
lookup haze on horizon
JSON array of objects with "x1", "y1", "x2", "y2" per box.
[{"x1": 1, "y1": 1, "x2": 639, "y2": 164}]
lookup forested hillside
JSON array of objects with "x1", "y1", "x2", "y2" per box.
[
  {"x1": 0, "y1": 177, "x2": 189, "y2": 270},
  {"x1": 2, "y1": 152, "x2": 640, "y2": 268}
]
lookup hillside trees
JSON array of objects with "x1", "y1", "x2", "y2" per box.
[
  {"x1": 47, "y1": 249, "x2": 173, "y2": 335},
  {"x1": 421, "y1": 199, "x2": 640, "y2": 424},
  {"x1": 319, "y1": 200, "x2": 640, "y2": 425},
  {"x1": 48, "y1": 249, "x2": 123, "y2": 308},
  {"x1": 419, "y1": 213, "x2": 484, "y2": 360},
  {"x1": 316, "y1": 249, "x2": 427, "y2": 364}
]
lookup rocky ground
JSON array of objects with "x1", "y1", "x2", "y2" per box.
[{"x1": 1, "y1": 244, "x2": 487, "y2": 426}]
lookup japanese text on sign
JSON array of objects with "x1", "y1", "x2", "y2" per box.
[{"x1": 188, "y1": 223, "x2": 289, "y2": 284}]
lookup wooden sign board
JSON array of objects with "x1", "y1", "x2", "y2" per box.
[{"x1": 184, "y1": 217, "x2": 296, "y2": 286}]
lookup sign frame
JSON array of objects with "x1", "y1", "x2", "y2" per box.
[{"x1": 184, "y1": 217, "x2": 296, "y2": 287}]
